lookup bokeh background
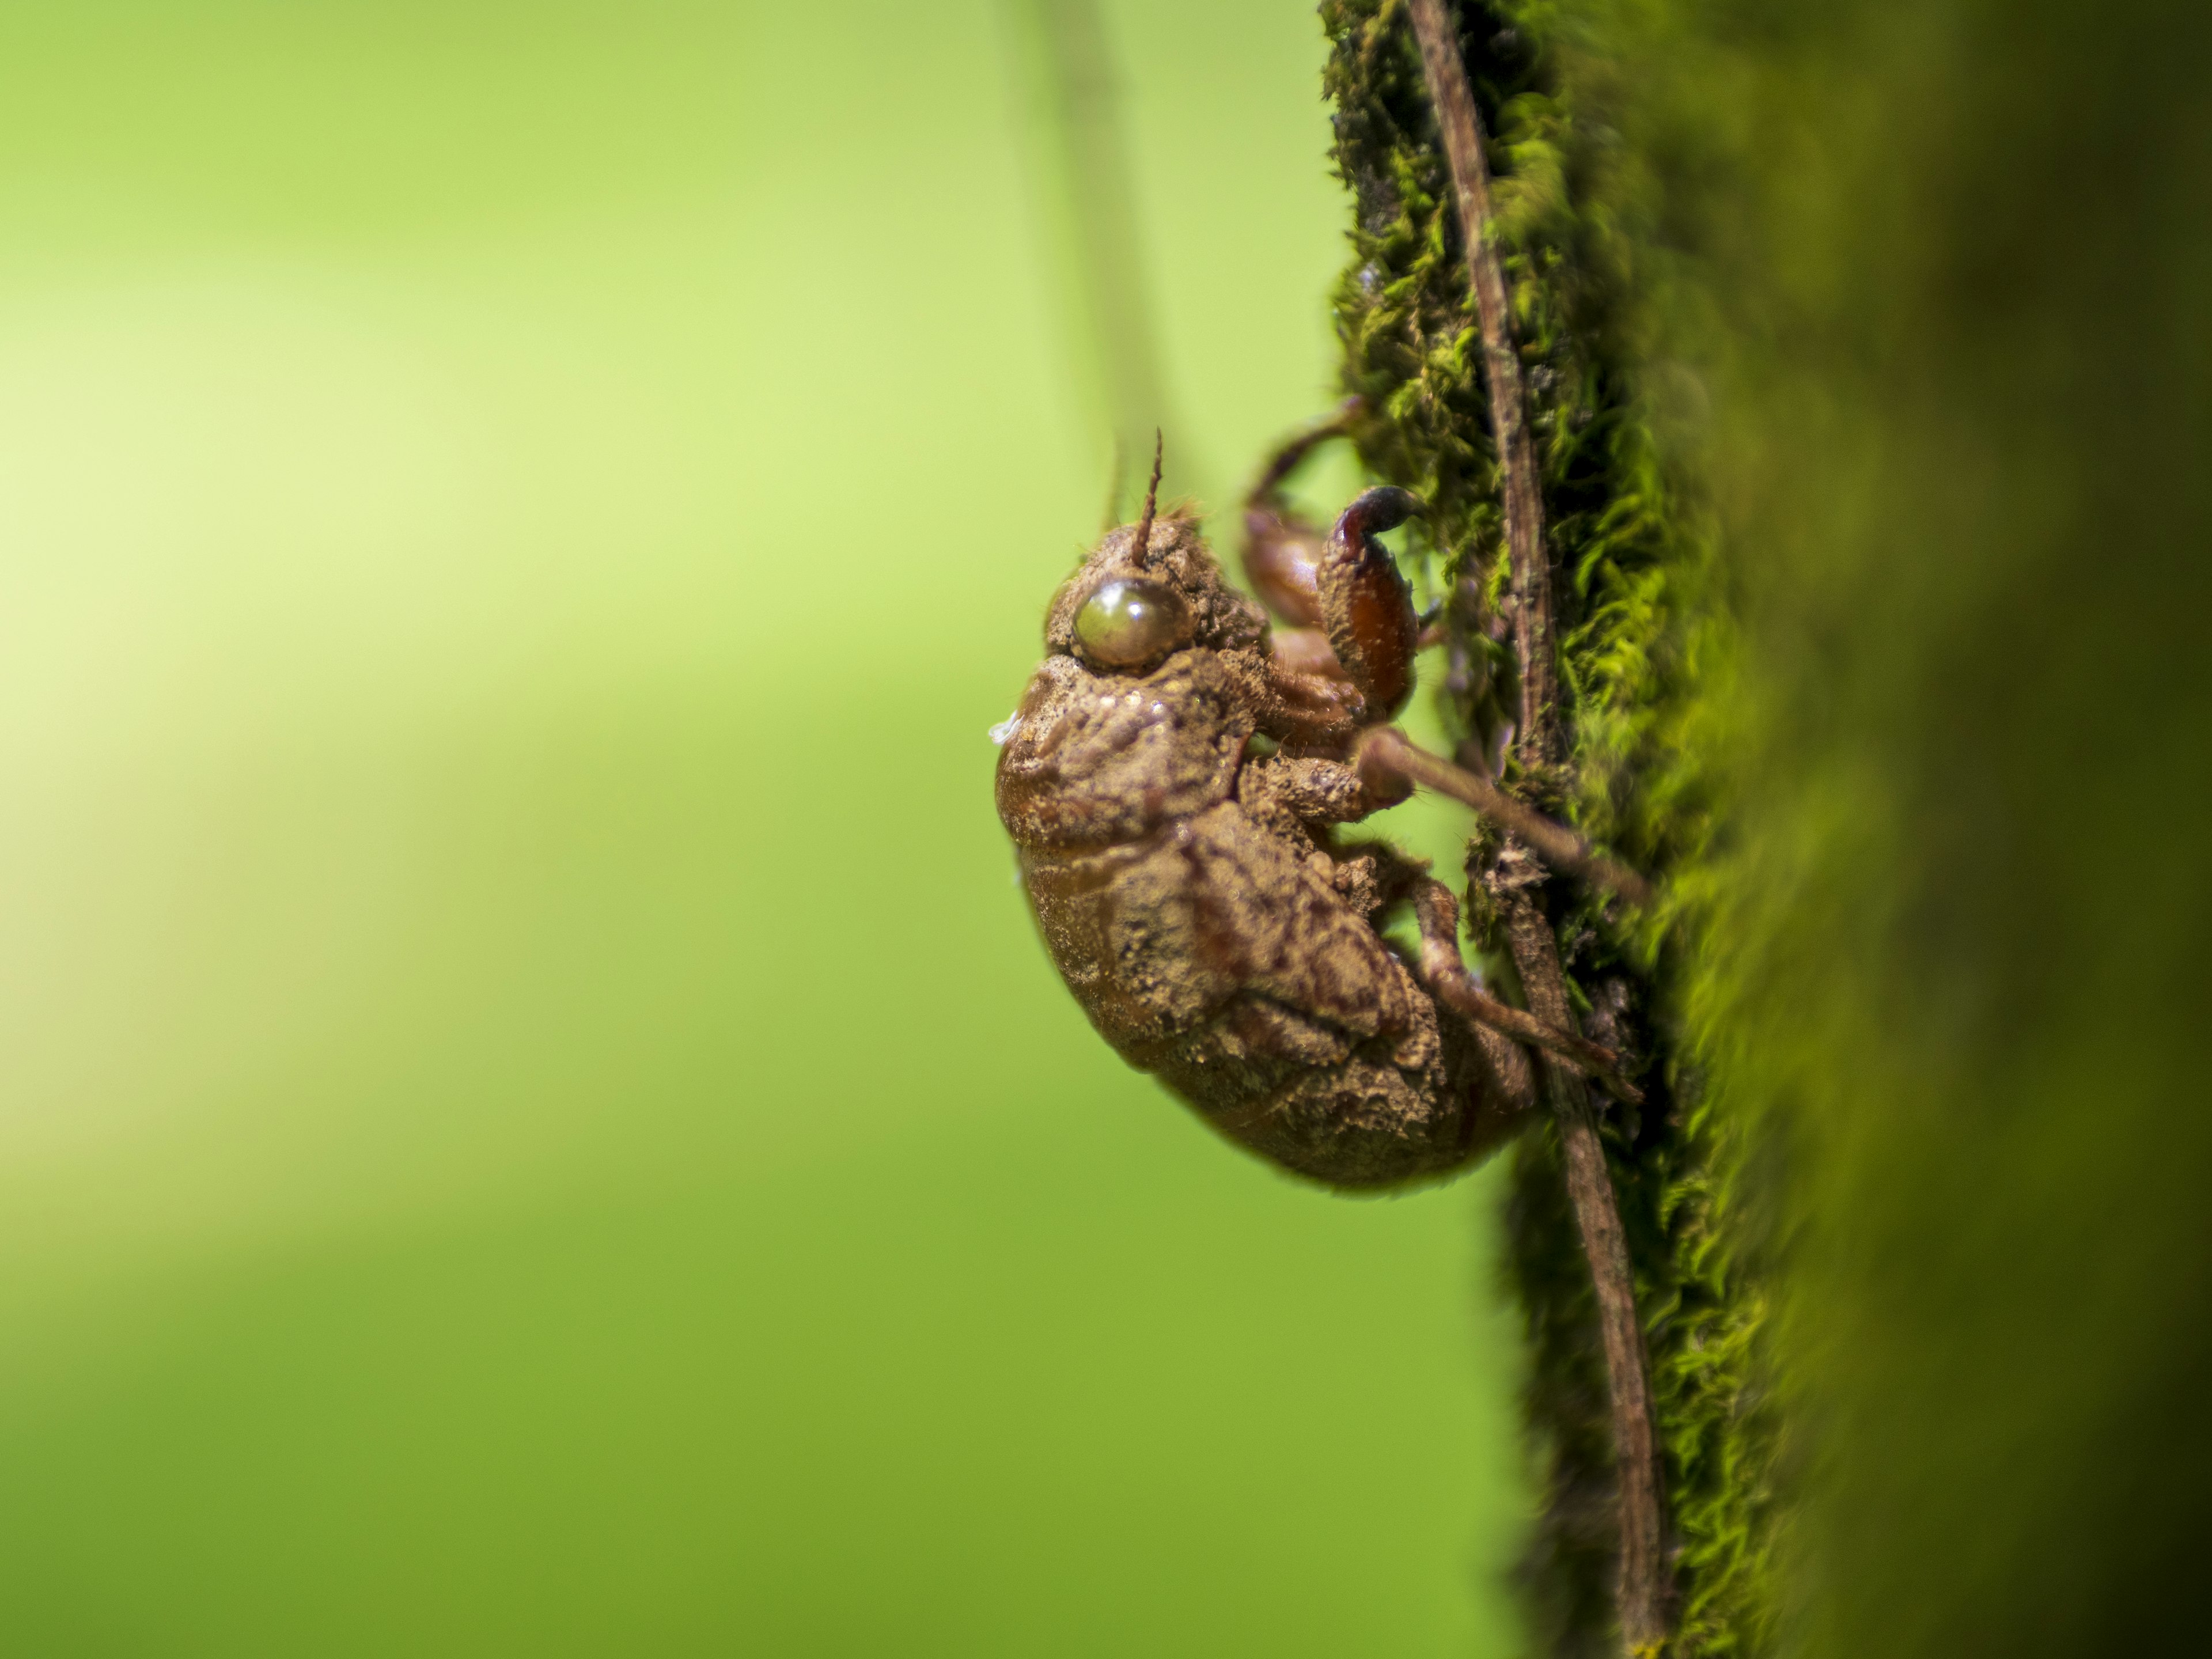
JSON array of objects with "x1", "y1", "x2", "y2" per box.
[{"x1": 0, "y1": 2, "x2": 1531, "y2": 1653}]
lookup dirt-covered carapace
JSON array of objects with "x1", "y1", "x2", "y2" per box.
[{"x1": 992, "y1": 481, "x2": 1546, "y2": 1188}]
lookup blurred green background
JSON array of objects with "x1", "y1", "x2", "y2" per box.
[{"x1": 0, "y1": 2, "x2": 1528, "y2": 1653}]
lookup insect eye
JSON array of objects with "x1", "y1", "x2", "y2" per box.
[{"x1": 1073, "y1": 578, "x2": 1193, "y2": 669}]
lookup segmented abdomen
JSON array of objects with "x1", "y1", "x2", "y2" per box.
[{"x1": 1018, "y1": 800, "x2": 1487, "y2": 1186}]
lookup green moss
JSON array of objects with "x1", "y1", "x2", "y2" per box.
[
  {"x1": 1320, "y1": 3, "x2": 1768, "y2": 1653},
  {"x1": 1327, "y1": 2, "x2": 2212, "y2": 1655}
]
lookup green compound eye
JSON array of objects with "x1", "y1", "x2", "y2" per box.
[{"x1": 1073, "y1": 577, "x2": 1193, "y2": 669}]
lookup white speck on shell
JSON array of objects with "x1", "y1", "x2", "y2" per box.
[{"x1": 988, "y1": 713, "x2": 1022, "y2": 747}]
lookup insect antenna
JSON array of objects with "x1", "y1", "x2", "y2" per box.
[{"x1": 1132, "y1": 428, "x2": 1162, "y2": 564}]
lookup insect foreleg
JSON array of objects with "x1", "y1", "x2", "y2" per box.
[
  {"x1": 1356, "y1": 727, "x2": 1654, "y2": 908},
  {"x1": 1317, "y1": 488, "x2": 1425, "y2": 718}
]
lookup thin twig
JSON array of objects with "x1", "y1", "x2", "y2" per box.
[
  {"x1": 1494, "y1": 878, "x2": 1669, "y2": 1656},
  {"x1": 1405, "y1": 2, "x2": 1672, "y2": 1650},
  {"x1": 1405, "y1": 0, "x2": 1556, "y2": 762},
  {"x1": 1133, "y1": 429, "x2": 1164, "y2": 555},
  {"x1": 1359, "y1": 726, "x2": 1654, "y2": 908}
]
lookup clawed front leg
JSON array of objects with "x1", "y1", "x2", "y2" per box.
[
  {"x1": 1238, "y1": 487, "x2": 1429, "y2": 753},
  {"x1": 1243, "y1": 418, "x2": 1440, "y2": 724},
  {"x1": 1318, "y1": 488, "x2": 1425, "y2": 719}
]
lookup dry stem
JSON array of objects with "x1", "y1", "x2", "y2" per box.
[
  {"x1": 1494, "y1": 878, "x2": 1669, "y2": 1654},
  {"x1": 1406, "y1": 0, "x2": 1672, "y2": 1649},
  {"x1": 1406, "y1": 0, "x2": 1557, "y2": 762}
]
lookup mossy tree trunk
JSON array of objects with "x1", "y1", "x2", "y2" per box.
[{"x1": 1324, "y1": 2, "x2": 2212, "y2": 1657}]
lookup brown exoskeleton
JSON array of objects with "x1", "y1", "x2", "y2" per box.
[{"x1": 994, "y1": 441, "x2": 1628, "y2": 1189}]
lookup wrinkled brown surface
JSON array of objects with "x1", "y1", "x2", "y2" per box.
[{"x1": 997, "y1": 518, "x2": 1525, "y2": 1188}]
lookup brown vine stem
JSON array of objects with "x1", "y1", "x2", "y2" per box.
[
  {"x1": 1404, "y1": 0, "x2": 1671, "y2": 1650},
  {"x1": 1496, "y1": 865, "x2": 1670, "y2": 1657},
  {"x1": 1404, "y1": 0, "x2": 1556, "y2": 761}
]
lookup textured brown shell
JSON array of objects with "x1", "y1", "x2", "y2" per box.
[{"x1": 995, "y1": 635, "x2": 1520, "y2": 1188}]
